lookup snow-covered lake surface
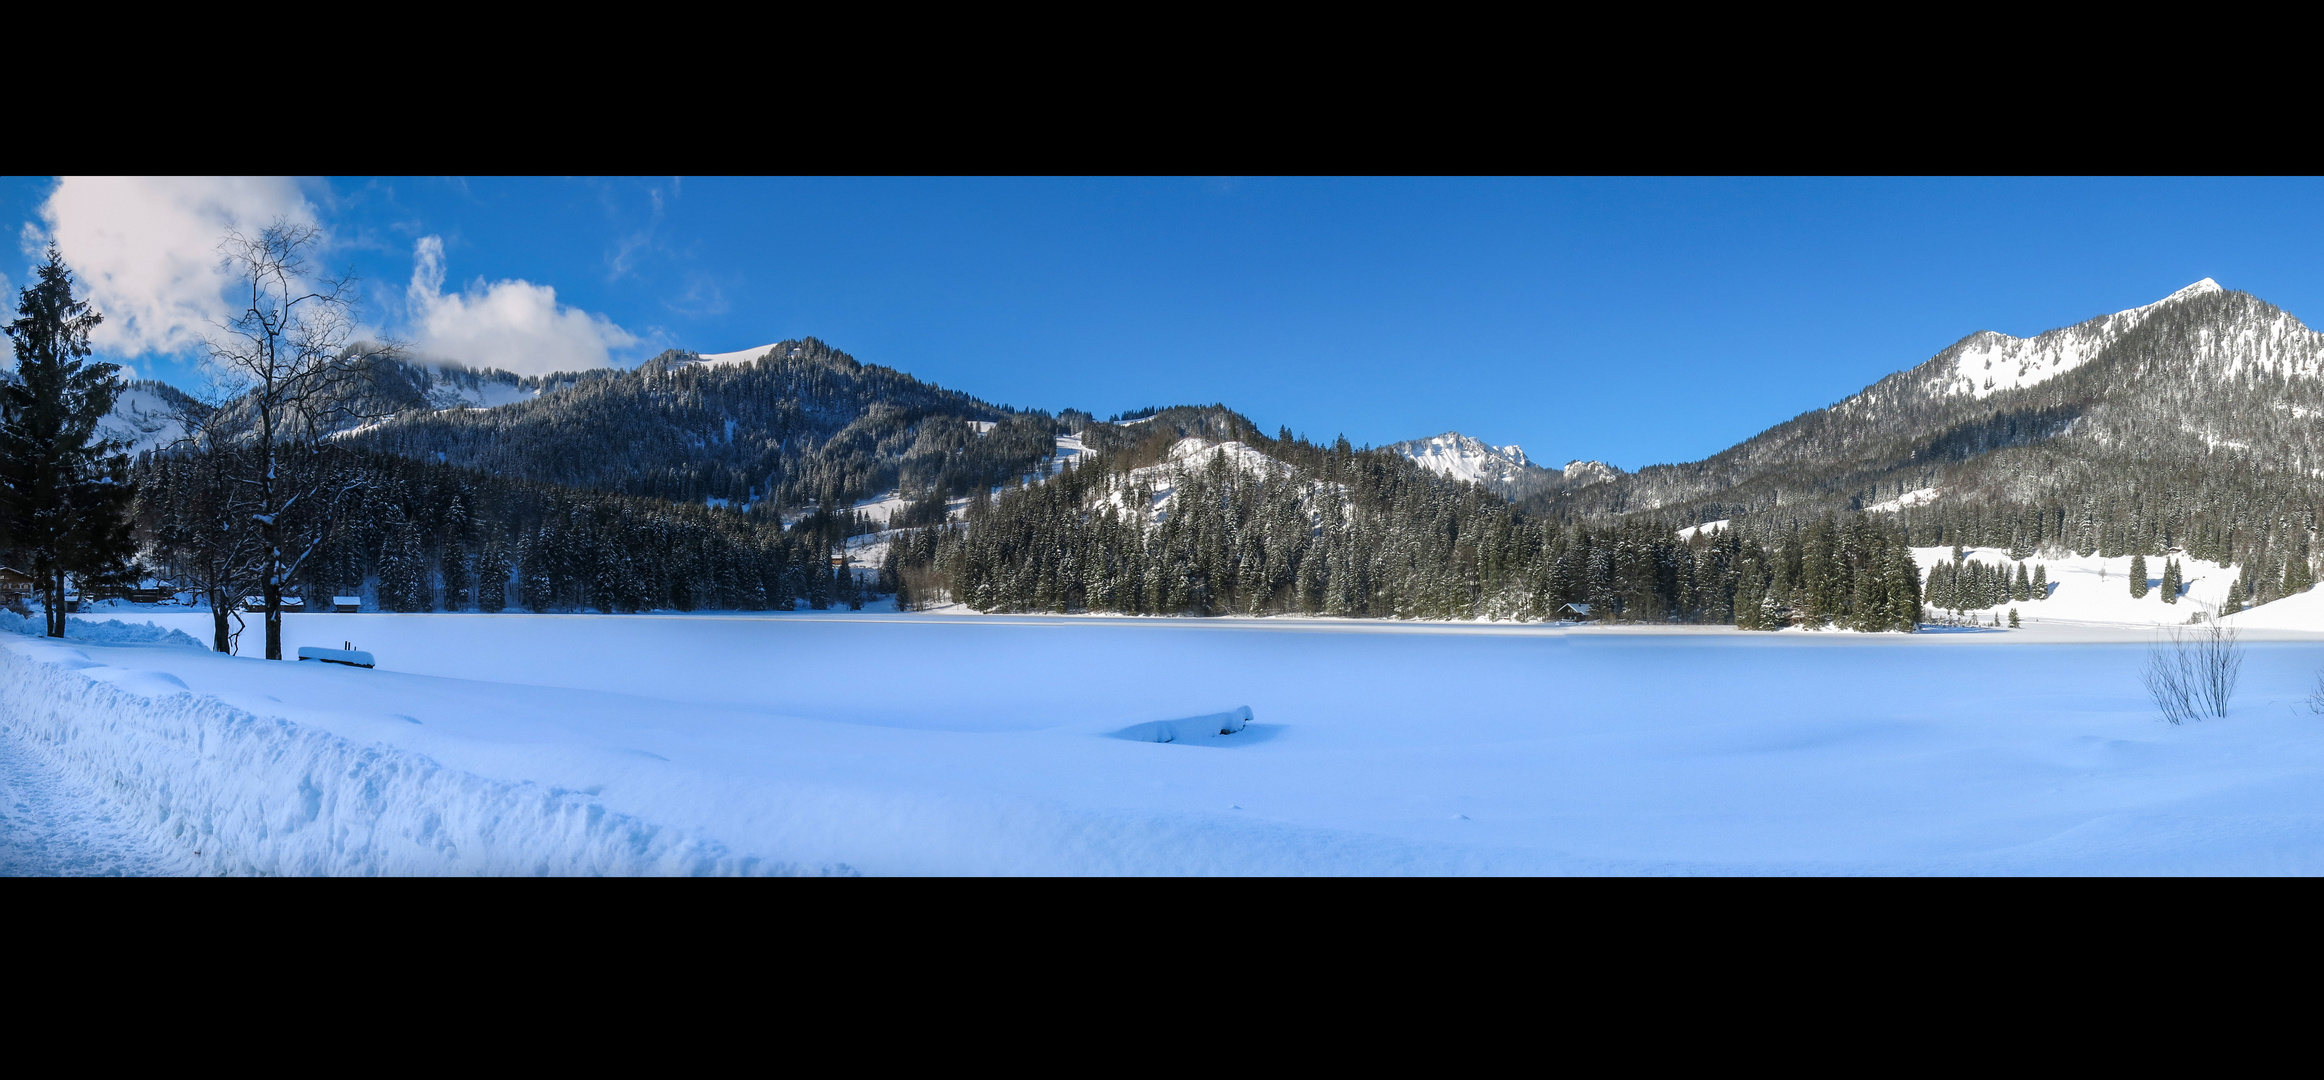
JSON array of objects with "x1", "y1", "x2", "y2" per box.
[{"x1": 11, "y1": 611, "x2": 2324, "y2": 875}]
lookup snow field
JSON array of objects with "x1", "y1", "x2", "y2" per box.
[
  {"x1": 17, "y1": 610, "x2": 2324, "y2": 873},
  {"x1": 1912, "y1": 546, "x2": 2258, "y2": 628}
]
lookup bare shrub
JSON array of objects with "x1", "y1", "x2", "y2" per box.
[{"x1": 2145, "y1": 606, "x2": 2242, "y2": 724}]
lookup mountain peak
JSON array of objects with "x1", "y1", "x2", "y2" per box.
[
  {"x1": 2164, "y1": 278, "x2": 2222, "y2": 302},
  {"x1": 1391, "y1": 432, "x2": 1544, "y2": 494}
]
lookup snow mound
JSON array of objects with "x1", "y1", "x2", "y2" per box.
[
  {"x1": 1867, "y1": 487, "x2": 1940, "y2": 513},
  {"x1": 1677, "y1": 520, "x2": 1729, "y2": 540},
  {"x1": 0, "y1": 640, "x2": 847, "y2": 876},
  {"x1": 1114, "y1": 707, "x2": 1254, "y2": 744},
  {"x1": 0, "y1": 612, "x2": 204, "y2": 649}
]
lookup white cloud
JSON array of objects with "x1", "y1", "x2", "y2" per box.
[
  {"x1": 406, "y1": 236, "x2": 638, "y2": 375},
  {"x1": 39, "y1": 176, "x2": 319, "y2": 357}
]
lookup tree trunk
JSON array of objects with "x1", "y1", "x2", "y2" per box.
[
  {"x1": 263, "y1": 577, "x2": 283, "y2": 660},
  {"x1": 210, "y1": 588, "x2": 233, "y2": 653},
  {"x1": 261, "y1": 516, "x2": 283, "y2": 659},
  {"x1": 46, "y1": 568, "x2": 65, "y2": 637}
]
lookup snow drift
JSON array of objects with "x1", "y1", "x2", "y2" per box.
[{"x1": 0, "y1": 639, "x2": 841, "y2": 876}]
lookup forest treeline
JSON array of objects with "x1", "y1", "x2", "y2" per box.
[
  {"x1": 135, "y1": 446, "x2": 864, "y2": 617},
  {"x1": 883, "y1": 415, "x2": 1927, "y2": 631}
]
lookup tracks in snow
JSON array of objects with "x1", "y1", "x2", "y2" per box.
[{"x1": 0, "y1": 728, "x2": 187, "y2": 877}]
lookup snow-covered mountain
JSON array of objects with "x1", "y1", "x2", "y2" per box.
[
  {"x1": 1922, "y1": 279, "x2": 2222, "y2": 400},
  {"x1": 1390, "y1": 432, "x2": 1531, "y2": 486},
  {"x1": 95, "y1": 381, "x2": 198, "y2": 455},
  {"x1": 1388, "y1": 431, "x2": 1582, "y2": 499},
  {"x1": 1525, "y1": 279, "x2": 2324, "y2": 524}
]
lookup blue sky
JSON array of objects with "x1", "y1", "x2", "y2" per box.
[{"x1": 7, "y1": 176, "x2": 2323, "y2": 470}]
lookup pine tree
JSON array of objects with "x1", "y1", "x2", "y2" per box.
[
  {"x1": 2008, "y1": 607, "x2": 2020, "y2": 628},
  {"x1": 2012, "y1": 562, "x2": 2031, "y2": 602},
  {"x1": 2160, "y1": 558, "x2": 2182, "y2": 604},
  {"x1": 2031, "y1": 563, "x2": 2048, "y2": 600},
  {"x1": 439, "y1": 540, "x2": 470, "y2": 612},
  {"x1": 0, "y1": 249, "x2": 137, "y2": 637},
  {"x1": 2129, "y1": 553, "x2": 2150, "y2": 598},
  {"x1": 474, "y1": 539, "x2": 509, "y2": 613}
]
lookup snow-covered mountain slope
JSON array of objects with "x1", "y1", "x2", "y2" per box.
[
  {"x1": 1527, "y1": 279, "x2": 2324, "y2": 522},
  {"x1": 689, "y1": 344, "x2": 780, "y2": 367},
  {"x1": 1098, "y1": 437, "x2": 1299, "y2": 524},
  {"x1": 1865, "y1": 487, "x2": 1939, "y2": 513},
  {"x1": 95, "y1": 382, "x2": 195, "y2": 455},
  {"x1": 1926, "y1": 280, "x2": 2221, "y2": 400}
]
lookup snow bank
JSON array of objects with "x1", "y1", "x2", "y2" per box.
[
  {"x1": 1, "y1": 612, "x2": 205, "y2": 648},
  {"x1": 0, "y1": 639, "x2": 842, "y2": 876}
]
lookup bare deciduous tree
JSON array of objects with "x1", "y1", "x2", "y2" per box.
[
  {"x1": 203, "y1": 221, "x2": 397, "y2": 659},
  {"x1": 2145, "y1": 605, "x2": 2242, "y2": 724}
]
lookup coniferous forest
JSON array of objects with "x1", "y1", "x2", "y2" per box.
[{"x1": 881, "y1": 410, "x2": 1924, "y2": 630}]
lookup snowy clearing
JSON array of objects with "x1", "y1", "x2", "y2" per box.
[
  {"x1": 12, "y1": 610, "x2": 2324, "y2": 874},
  {"x1": 1911, "y1": 546, "x2": 2251, "y2": 628}
]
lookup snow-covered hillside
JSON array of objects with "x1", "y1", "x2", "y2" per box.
[
  {"x1": 1930, "y1": 280, "x2": 2223, "y2": 399},
  {"x1": 95, "y1": 383, "x2": 189, "y2": 455},
  {"x1": 1867, "y1": 487, "x2": 1940, "y2": 513},
  {"x1": 688, "y1": 344, "x2": 779, "y2": 367},
  {"x1": 1094, "y1": 437, "x2": 1302, "y2": 525},
  {"x1": 1855, "y1": 277, "x2": 2324, "y2": 410}
]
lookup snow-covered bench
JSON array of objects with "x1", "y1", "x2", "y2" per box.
[{"x1": 296, "y1": 646, "x2": 374, "y2": 669}]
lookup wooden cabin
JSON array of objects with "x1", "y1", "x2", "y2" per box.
[
  {"x1": 333, "y1": 596, "x2": 361, "y2": 613},
  {"x1": 0, "y1": 567, "x2": 33, "y2": 598}
]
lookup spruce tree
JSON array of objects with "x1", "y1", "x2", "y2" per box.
[
  {"x1": 0, "y1": 249, "x2": 137, "y2": 637},
  {"x1": 2160, "y1": 558, "x2": 2181, "y2": 604},
  {"x1": 474, "y1": 539, "x2": 510, "y2": 613},
  {"x1": 2031, "y1": 563, "x2": 2048, "y2": 600},
  {"x1": 2129, "y1": 553, "x2": 2150, "y2": 598}
]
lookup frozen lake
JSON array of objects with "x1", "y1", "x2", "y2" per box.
[{"x1": 12, "y1": 610, "x2": 2324, "y2": 874}]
